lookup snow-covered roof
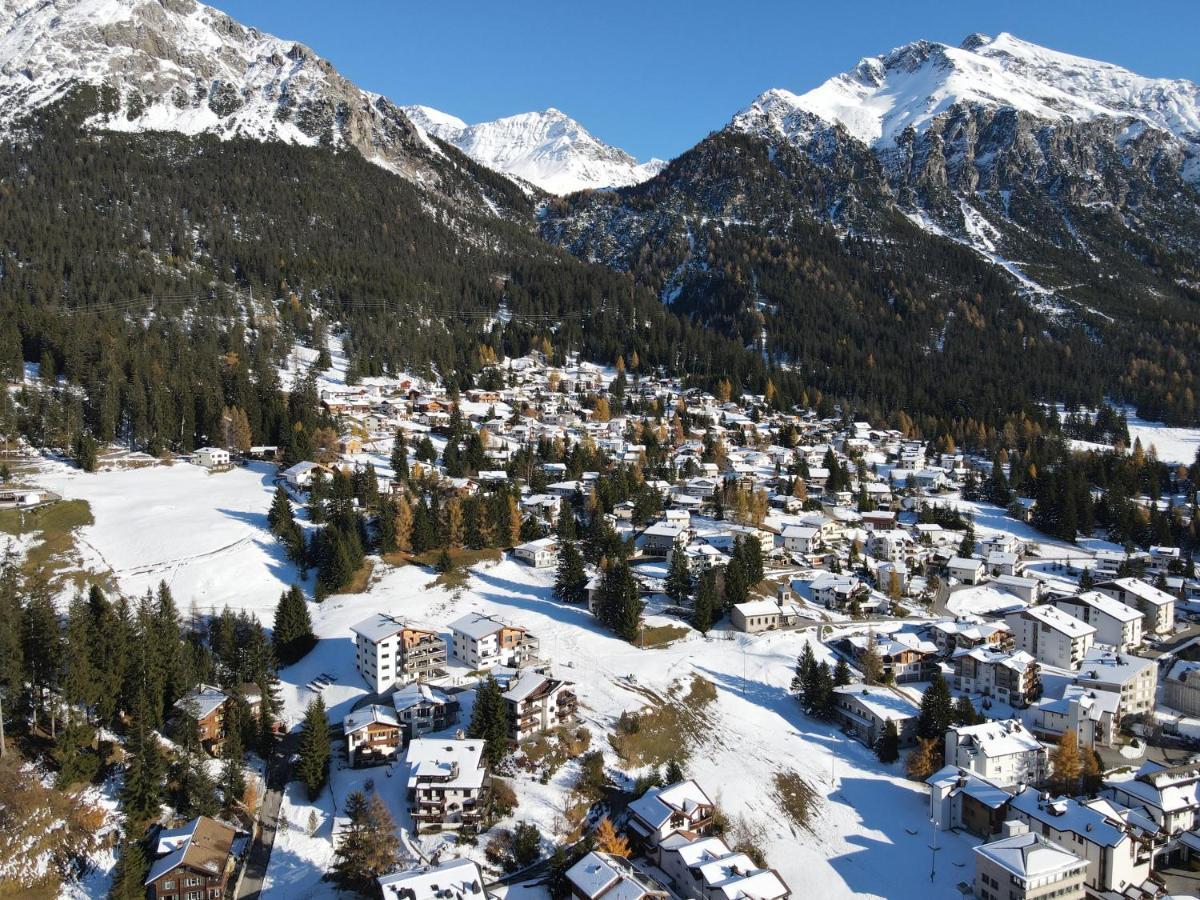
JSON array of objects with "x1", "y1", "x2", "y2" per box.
[
  {"x1": 950, "y1": 719, "x2": 1043, "y2": 758},
  {"x1": 405, "y1": 738, "x2": 487, "y2": 791},
  {"x1": 174, "y1": 684, "x2": 228, "y2": 720},
  {"x1": 629, "y1": 779, "x2": 713, "y2": 829},
  {"x1": 973, "y1": 831, "x2": 1086, "y2": 880},
  {"x1": 832, "y1": 684, "x2": 919, "y2": 722},
  {"x1": 350, "y1": 612, "x2": 423, "y2": 643},
  {"x1": 391, "y1": 681, "x2": 453, "y2": 713},
  {"x1": 1014, "y1": 604, "x2": 1095, "y2": 639},
  {"x1": 145, "y1": 816, "x2": 236, "y2": 886},
  {"x1": 449, "y1": 611, "x2": 521, "y2": 641},
  {"x1": 378, "y1": 858, "x2": 487, "y2": 900},
  {"x1": 342, "y1": 703, "x2": 400, "y2": 735}
]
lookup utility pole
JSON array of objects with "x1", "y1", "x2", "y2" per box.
[{"x1": 0, "y1": 693, "x2": 5, "y2": 758}]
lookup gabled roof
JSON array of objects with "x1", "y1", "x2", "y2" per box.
[
  {"x1": 145, "y1": 816, "x2": 236, "y2": 885},
  {"x1": 628, "y1": 779, "x2": 713, "y2": 829}
]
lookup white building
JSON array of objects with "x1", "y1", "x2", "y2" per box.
[
  {"x1": 1007, "y1": 789, "x2": 1152, "y2": 895},
  {"x1": 945, "y1": 720, "x2": 1048, "y2": 788},
  {"x1": 627, "y1": 779, "x2": 716, "y2": 854},
  {"x1": 502, "y1": 670, "x2": 577, "y2": 741},
  {"x1": 1076, "y1": 647, "x2": 1157, "y2": 720},
  {"x1": 947, "y1": 556, "x2": 986, "y2": 585},
  {"x1": 513, "y1": 537, "x2": 558, "y2": 568},
  {"x1": 1048, "y1": 591, "x2": 1142, "y2": 651},
  {"x1": 973, "y1": 827, "x2": 1087, "y2": 900},
  {"x1": 448, "y1": 612, "x2": 538, "y2": 671},
  {"x1": 1005, "y1": 605, "x2": 1096, "y2": 670},
  {"x1": 192, "y1": 446, "x2": 230, "y2": 469},
  {"x1": 657, "y1": 834, "x2": 789, "y2": 900},
  {"x1": 405, "y1": 738, "x2": 488, "y2": 832},
  {"x1": 351, "y1": 613, "x2": 447, "y2": 693},
  {"x1": 1095, "y1": 578, "x2": 1176, "y2": 636}
]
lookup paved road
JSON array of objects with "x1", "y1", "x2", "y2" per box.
[{"x1": 237, "y1": 732, "x2": 298, "y2": 900}]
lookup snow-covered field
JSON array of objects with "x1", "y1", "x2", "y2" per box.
[
  {"x1": 18, "y1": 457, "x2": 981, "y2": 899},
  {"x1": 33, "y1": 458, "x2": 305, "y2": 615}
]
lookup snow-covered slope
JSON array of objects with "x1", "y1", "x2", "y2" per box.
[
  {"x1": 404, "y1": 104, "x2": 665, "y2": 194},
  {"x1": 734, "y1": 32, "x2": 1200, "y2": 160},
  {"x1": 0, "y1": 0, "x2": 439, "y2": 181}
]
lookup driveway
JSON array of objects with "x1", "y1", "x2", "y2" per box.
[{"x1": 237, "y1": 731, "x2": 299, "y2": 900}]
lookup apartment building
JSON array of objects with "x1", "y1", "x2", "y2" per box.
[
  {"x1": 502, "y1": 670, "x2": 577, "y2": 742},
  {"x1": 945, "y1": 720, "x2": 1048, "y2": 789},
  {"x1": 404, "y1": 738, "x2": 489, "y2": 833},
  {"x1": 1047, "y1": 591, "x2": 1143, "y2": 651},
  {"x1": 449, "y1": 612, "x2": 540, "y2": 671},
  {"x1": 1095, "y1": 578, "x2": 1176, "y2": 636},
  {"x1": 1005, "y1": 606, "x2": 1096, "y2": 670},
  {"x1": 351, "y1": 613, "x2": 447, "y2": 693},
  {"x1": 974, "y1": 827, "x2": 1087, "y2": 900}
]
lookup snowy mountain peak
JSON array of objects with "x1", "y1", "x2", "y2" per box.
[
  {"x1": 401, "y1": 103, "x2": 665, "y2": 195},
  {"x1": 734, "y1": 32, "x2": 1200, "y2": 156},
  {"x1": 0, "y1": 0, "x2": 442, "y2": 182}
]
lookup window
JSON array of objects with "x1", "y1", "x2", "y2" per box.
[{"x1": 164, "y1": 882, "x2": 176, "y2": 891}]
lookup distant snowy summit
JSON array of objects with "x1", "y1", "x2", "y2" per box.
[
  {"x1": 732, "y1": 31, "x2": 1200, "y2": 173},
  {"x1": 403, "y1": 104, "x2": 666, "y2": 195}
]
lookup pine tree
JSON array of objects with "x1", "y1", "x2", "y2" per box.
[
  {"x1": 554, "y1": 541, "x2": 588, "y2": 605},
  {"x1": 273, "y1": 585, "x2": 315, "y2": 665},
  {"x1": 665, "y1": 550, "x2": 692, "y2": 606},
  {"x1": 555, "y1": 503, "x2": 576, "y2": 541},
  {"x1": 297, "y1": 696, "x2": 331, "y2": 800},
  {"x1": 268, "y1": 485, "x2": 294, "y2": 532},
  {"x1": 811, "y1": 661, "x2": 835, "y2": 719},
  {"x1": 664, "y1": 758, "x2": 684, "y2": 784},
  {"x1": 722, "y1": 556, "x2": 748, "y2": 610},
  {"x1": 877, "y1": 720, "x2": 900, "y2": 764},
  {"x1": 121, "y1": 695, "x2": 166, "y2": 829},
  {"x1": 953, "y1": 695, "x2": 979, "y2": 727},
  {"x1": 220, "y1": 724, "x2": 247, "y2": 814},
  {"x1": 791, "y1": 642, "x2": 816, "y2": 696}
]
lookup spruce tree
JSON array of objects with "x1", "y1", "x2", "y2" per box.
[
  {"x1": 108, "y1": 829, "x2": 149, "y2": 900},
  {"x1": 467, "y1": 675, "x2": 510, "y2": 769},
  {"x1": 554, "y1": 541, "x2": 588, "y2": 605},
  {"x1": 832, "y1": 656, "x2": 852, "y2": 687},
  {"x1": 691, "y1": 569, "x2": 718, "y2": 634},
  {"x1": 916, "y1": 673, "x2": 954, "y2": 742},
  {"x1": 297, "y1": 696, "x2": 331, "y2": 800},
  {"x1": 121, "y1": 696, "x2": 166, "y2": 829},
  {"x1": 665, "y1": 550, "x2": 692, "y2": 606},
  {"x1": 273, "y1": 585, "x2": 315, "y2": 665},
  {"x1": 390, "y1": 433, "x2": 408, "y2": 482},
  {"x1": 877, "y1": 720, "x2": 900, "y2": 764},
  {"x1": 722, "y1": 557, "x2": 748, "y2": 610},
  {"x1": 953, "y1": 694, "x2": 979, "y2": 726}
]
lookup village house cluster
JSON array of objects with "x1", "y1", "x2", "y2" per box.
[{"x1": 176, "y1": 351, "x2": 1200, "y2": 900}]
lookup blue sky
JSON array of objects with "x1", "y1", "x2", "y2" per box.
[{"x1": 212, "y1": 0, "x2": 1200, "y2": 161}]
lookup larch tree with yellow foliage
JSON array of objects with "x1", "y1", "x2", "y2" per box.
[{"x1": 594, "y1": 817, "x2": 629, "y2": 857}]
